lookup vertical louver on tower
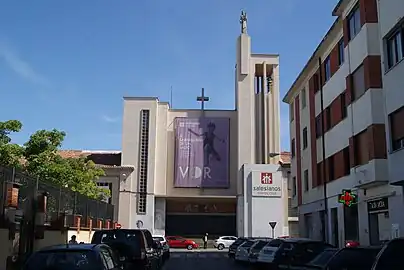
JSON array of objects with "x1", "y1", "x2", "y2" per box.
[{"x1": 137, "y1": 110, "x2": 150, "y2": 214}]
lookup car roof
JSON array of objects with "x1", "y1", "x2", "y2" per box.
[
  {"x1": 281, "y1": 238, "x2": 324, "y2": 243},
  {"x1": 39, "y1": 244, "x2": 104, "y2": 252}
]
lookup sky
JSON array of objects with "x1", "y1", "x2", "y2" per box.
[{"x1": 0, "y1": 0, "x2": 337, "y2": 151}]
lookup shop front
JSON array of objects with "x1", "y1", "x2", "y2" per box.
[
  {"x1": 165, "y1": 198, "x2": 237, "y2": 237},
  {"x1": 367, "y1": 197, "x2": 390, "y2": 245}
]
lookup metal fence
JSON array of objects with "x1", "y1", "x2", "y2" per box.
[{"x1": 0, "y1": 165, "x2": 114, "y2": 226}]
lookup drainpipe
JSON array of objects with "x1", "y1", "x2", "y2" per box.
[{"x1": 318, "y1": 57, "x2": 328, "y2": 243}]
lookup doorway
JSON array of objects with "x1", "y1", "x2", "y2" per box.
[
  {"x1": 344, "y1": 204, "x2": 359, "y2": 242},
  {"x1": 331, "y1": 208, "x2": 339, "y2": 247},
  {"x1": 368, "y1": 197, "x2": 390, "y2": 245}
]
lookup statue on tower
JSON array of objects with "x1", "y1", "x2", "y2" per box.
[{"x1": 240, "y1": 10, "x2": 247, "y2": 34}]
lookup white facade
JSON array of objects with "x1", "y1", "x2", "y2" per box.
[
  {"x1": 238, "y1": 164, "x2": 288, "y2": 238},
  {"x1": 118, "y1": 14, "x2": 287, "y2": 237},
  {"x1": 377, "y1": 0, "x2": 404, "y2": 232},
  {"x1": 284, "y1": 0, "x2": 404, "y2": 247}
]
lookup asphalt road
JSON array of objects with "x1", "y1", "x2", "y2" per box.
[{"x1": 163, "y1": 250, "x2": 249, "y2": 270}]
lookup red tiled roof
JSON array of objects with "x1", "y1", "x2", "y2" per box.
[{"x1": 279, "y1": 151, "x2": 291, "y2": 165}]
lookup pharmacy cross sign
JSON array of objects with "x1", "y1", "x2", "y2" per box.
[{"x1": 338, "y1": 189, "x2": 358, "y2": 207}]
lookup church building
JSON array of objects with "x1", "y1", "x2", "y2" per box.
[{"x1": 118, "y1": 12, "x2": 290, "y2": 237}]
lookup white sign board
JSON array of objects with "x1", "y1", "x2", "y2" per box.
[{"x1": 252, "y1": 171, "x2": 282, "y2": 197}]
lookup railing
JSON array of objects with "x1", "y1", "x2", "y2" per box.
[{"x1": 0, "y1": 165, "x2": 114, "y2": 227}]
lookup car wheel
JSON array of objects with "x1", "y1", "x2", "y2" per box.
[
  {"x1": 186, "y1": 245, "x2": 193, "y2": 250},
  {"x1": 217, "y1": 244, "x2": 225, "y2": 250}
]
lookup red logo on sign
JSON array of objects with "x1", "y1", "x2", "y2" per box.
[{"x1": 261, "y1": 173, "x2": 273, "y2": 184}]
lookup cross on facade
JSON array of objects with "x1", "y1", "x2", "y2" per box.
[{"x1": 197, "y1": 88, "x2": 209, "y2": 110}]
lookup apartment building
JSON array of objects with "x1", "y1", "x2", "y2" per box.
[
  {"x1": 377, "y1": 0, "x2": 404, "y2": 236},
  {"x1": 283, "y1": 0, "x2": 404, "y2": 247}
]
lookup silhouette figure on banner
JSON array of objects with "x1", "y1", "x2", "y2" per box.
[{"x1": 188, "y1": 122, "x2": 225, "y2": 166}]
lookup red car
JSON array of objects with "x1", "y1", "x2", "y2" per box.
[{"x1": 166, "y1": 236, "x2": 199, "y2": 250}]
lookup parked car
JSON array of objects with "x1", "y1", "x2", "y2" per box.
[
  {"x1": 287, "y1": 246, "x2": 381, "y2": 270},
  {"x1": 22, "y1": 244, "x2": 121, "y2": 270},
  {"x1": 235, "y1": 239, "x2": 256, "y2": 263},
  {"x1": 214, "y1": 236, "x2": 238, "y2": 250},
  {"x1": 287, "y1": 248, "x2": 338, "y2": 269},
  {"x1": 228, "y1": 237, "x2": 247, "y2": 258},
  {"x1": 153, "y1": 235, "x2": 170, "y2": 260},
  {"x1": 248, "y1": 239, "x2": 274, "y2": 264},
  {"x1": 91, "y1": 229, "x2": 160, "y2": 270},
  {"x1": 166, "y1": 236, "x2": 199, "y2": 250},
  {"x1": 153, "y1": 240, "x2": 164, "y2": 269},
  {"x1": 254, "y1": 238, "x2": 333, "y2": 269},
  {"x1": 371, "y1": 237, "x2": 404, "y2": 270}
]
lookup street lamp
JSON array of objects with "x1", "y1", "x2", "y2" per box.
[{"x1": 268, "y1": 152, "x2": 280, "y2": 158}]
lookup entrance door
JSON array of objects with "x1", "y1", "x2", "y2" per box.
[
  {"x1": 331, "y1": 208, "x2": 339, "y2": 247},
  {"x1": 368, "y1": 197, "x2": 390, "y2": 245}
]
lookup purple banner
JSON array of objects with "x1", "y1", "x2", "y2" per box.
[{"x1": 174, "y1": 117, "x2": 230, "y2": 188}]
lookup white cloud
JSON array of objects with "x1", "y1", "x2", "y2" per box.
[
  {"x1": 0, "y1": 40, "x2": 50, "y2": 86},
  {"x1": 102, "y1": 115, "x2": 120, "y2": 123}
]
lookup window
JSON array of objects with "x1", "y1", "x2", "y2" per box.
[
  {"x1": 348, "y1": 6, "x2": 361, "y2": 40},
  {"x1": 328, "y1": 155, "x2": 335, "y2": 181},
  {"x1": 292, "y1": 176, "x2": 297, "y2": 197},
  {"x1": 343, "y1": 147, "x2": 350, "y2": 175},
  {"x1": 338, "y1": 39, "x2": 345, "y2": 65},
  {"x1": 354, "y1": 130, "x2": 369, "y2": 166},
  {"x1": 302, "y1": 127, "x2": 308, "y2": 149},
  {"x1": 301, "y1": 88, "x2": 307, "y2": 108},
  {"x1": 290, "y1": 101, "x2": 295, "y2": 121},
  {"x1": 390, "y1": 106, "x2": 404, "y2": 151},
  {"x1": 386, "y1": 29, "x2": 404, "y2": 69},
  {"x1": 324, "y1": 57, "x2": 331, "y2": 82},
  {"x1": 291, "y1": 139, "x2": 296, "y2": 158},
  {"x1": 303, "y1": 170, "x2": 309, "y2": 191},
  {"x1": 100, "y1": 247, "x2": 117, "y2": 270},
  {"x1": 317, "y1": 163, "x2": 322, "y2": 185},
  {"x1": 325, "y1": 107, "x2": 331, "y2": 130},
  {"x1": 138, "y1": 109, "x2": 150, "y2": 214},
  {"x1": 341, "y1": 92, "x2": 347, "y2": 119},
  {"x1": 315, "y1": 115, "x2": 322, "y2": 138},
  {"x1": 352, "y1": 65, "x2": 365, "y2": 100}
]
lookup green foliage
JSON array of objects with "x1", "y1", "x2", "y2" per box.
[{"x1": 0, "y1": 120, "x2": 110, "y2": 200}]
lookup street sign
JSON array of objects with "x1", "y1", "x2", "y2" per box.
[{"x1": 269, "y1": 222, "x2": 277, "y2": 229}]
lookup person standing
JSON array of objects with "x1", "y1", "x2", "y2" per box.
[
  {"x1": 203, "y1": 233, "x2": 208, "y2": 249},
  {"x1": 69, "y1": 235, "x2": 78, "y2": 244}
]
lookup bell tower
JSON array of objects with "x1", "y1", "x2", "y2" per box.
[{"x1": 235, "y1": 11, "x2": 281, "y2": 168}]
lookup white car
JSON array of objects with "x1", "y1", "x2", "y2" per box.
[
  {"x1": 152, "y1": 235, "x2": 167, "y2": 245},
  {"x1": 213, "y1": 236, "x2": 238, "y2": 250}
]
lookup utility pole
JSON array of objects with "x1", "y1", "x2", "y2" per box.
[{"x1": 318, "y1": 57, "x2": 328, "y2": 243}]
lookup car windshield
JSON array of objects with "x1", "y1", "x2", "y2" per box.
[
  {"x1": 232, "y1": 239, "x2": 245, "y2": 245},
  {"x1": 153, "y1": 237, "x2": 164, "y2": 242},
  {"x1": 241, "y1": 241, "x2": 254, "y2": 248},
  {"x1": 328, "y1": 248, "x2": 382, "y2": 269},
  {"x1": 308, "y1": 249, "x2": 339, "y2": 266},
  {"x1": 24, "y1": 250, "x2": 97, "y2": 270},
  {"x1": 252, "y1": 241, "x2": 270, "y2": 251}
]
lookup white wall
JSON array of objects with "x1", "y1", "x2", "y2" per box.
[
  {"x1": 239, "y1": 164, "x2": 287, "y2": 238},
  {"x1": 378, "y1": 0, "x2": 404, "y2": 184}
]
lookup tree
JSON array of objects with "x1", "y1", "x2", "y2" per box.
[
  {"x1": 0, "y1": 120, "x2": 24, "y2": 168},
  {"x1": 0, "y1": 120, "x2": 110, "y2": 200}
]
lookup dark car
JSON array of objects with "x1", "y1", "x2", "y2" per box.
[
  {"x1": 228, "y1": 237, "x2": 247, "y2": 258},
  {"x1": 22, "y1": 244, "x2": 121, "y2": 270},
  {"x1": 91, "y1": 229, "x2": 159, "y2": 270},
  {"x1": 254, "y1": 238, "x2": 333, "y2": 269},
  {"x1": 297, "y1": 246, "x2": 382, "y2": 270},
  {"x1": 153, "y1": 236, "x2": 170, "y2": 261},
  {"x1": 371, "y1": 237, "x2": 404, "y2": 270},
  {"x1": 248, "y1": 239, "x2": 273, "y2": 264},
  {"x1": 153, "y1": 240, "x2": 164, "y2": 269},
  {"x1": 291, "y1": 248, "x2": 339, "y2": 269}
]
